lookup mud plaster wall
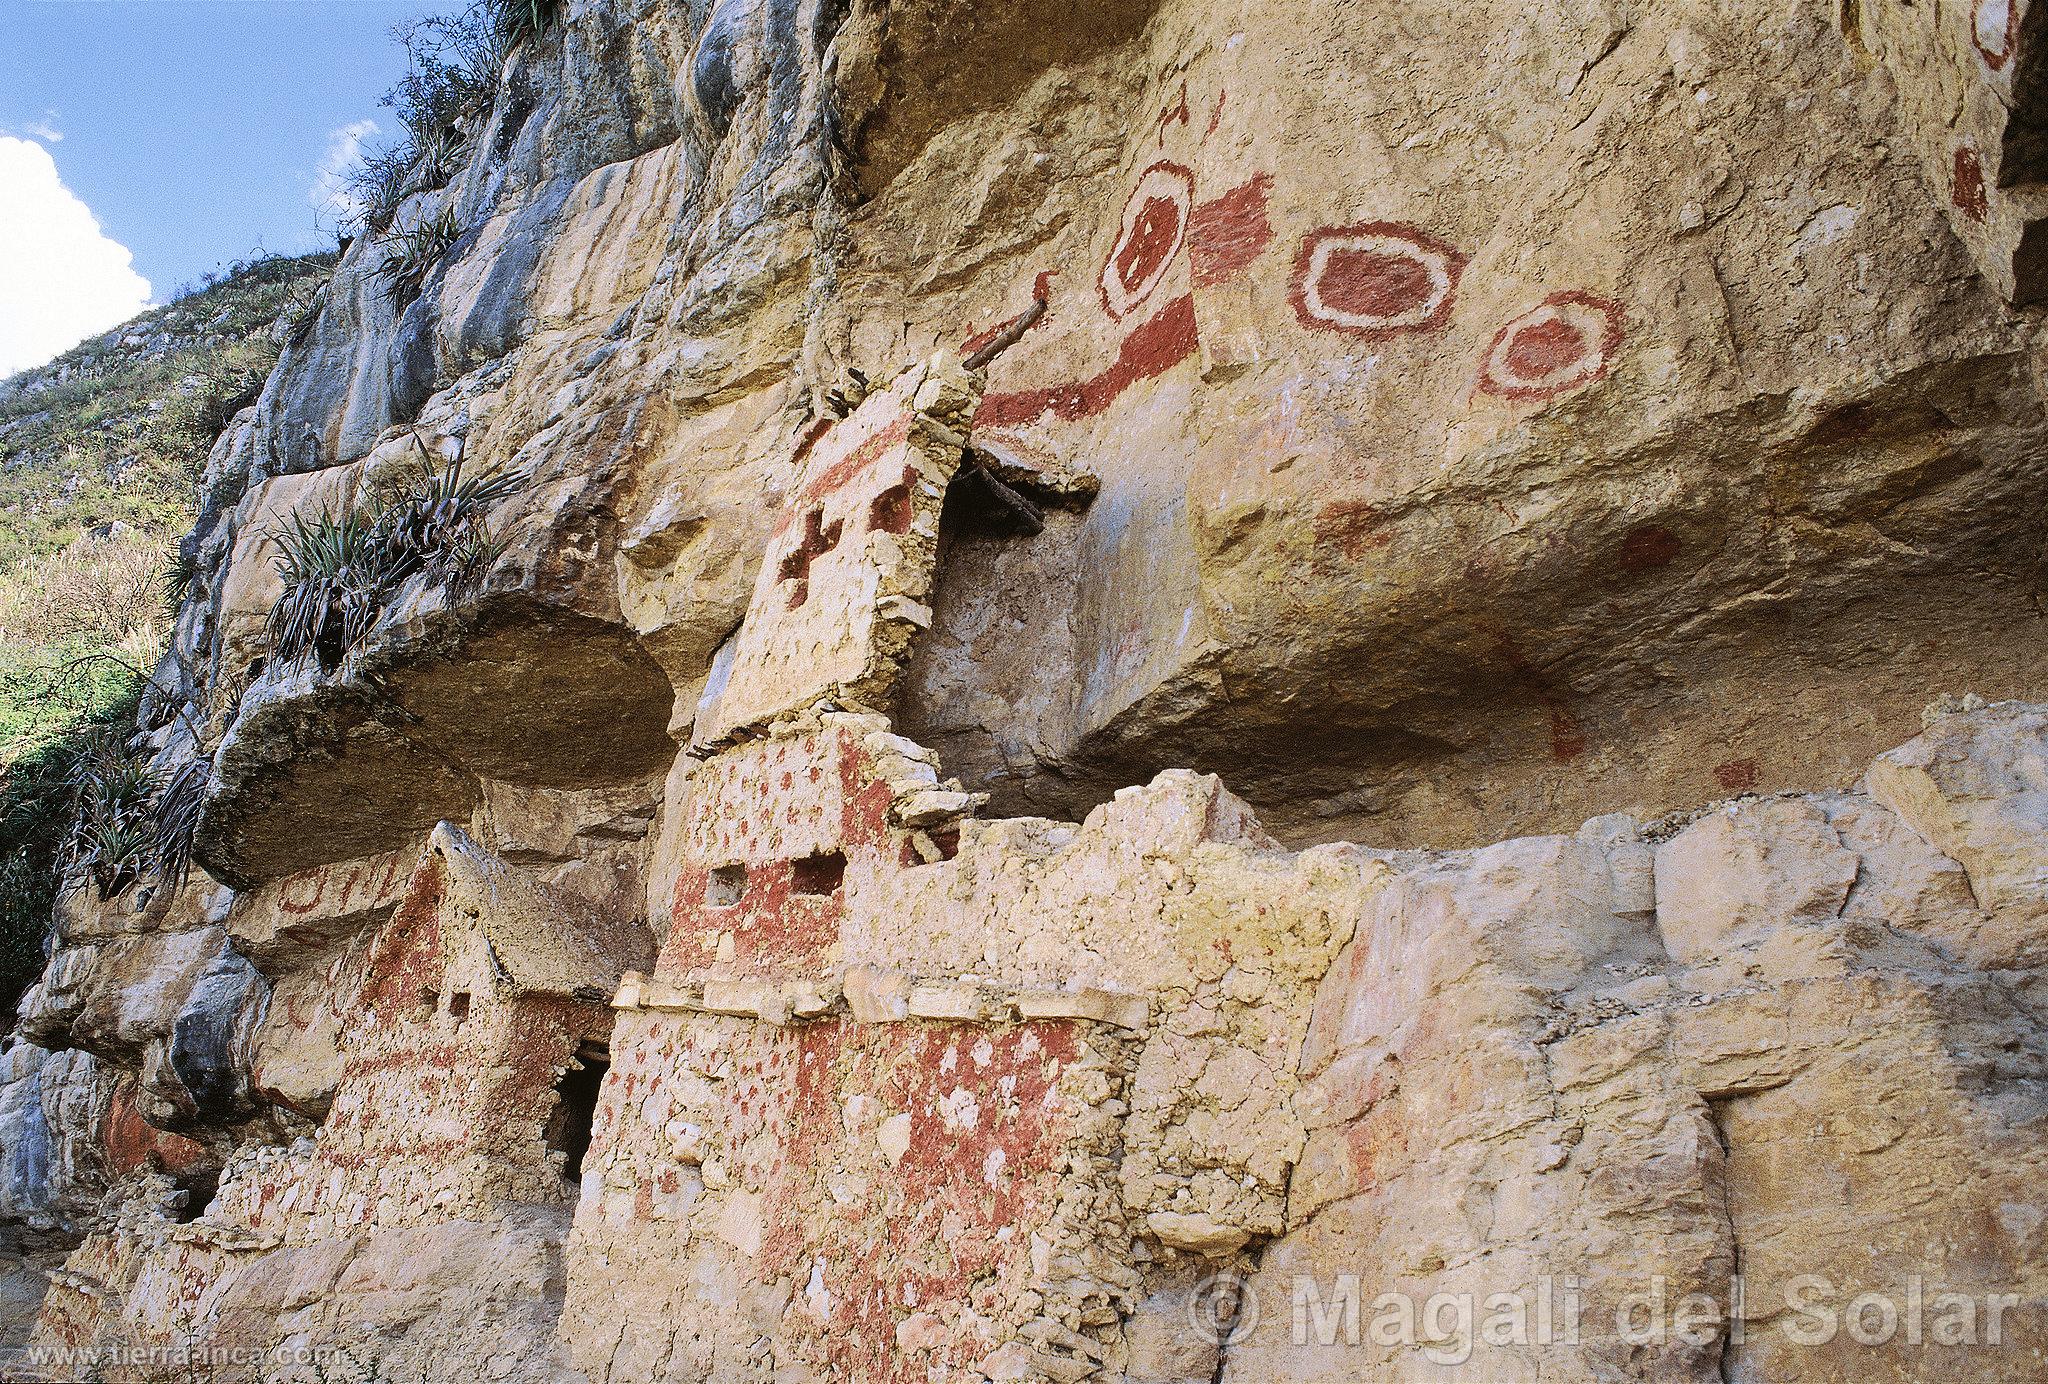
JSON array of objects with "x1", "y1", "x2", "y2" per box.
[{"x1": 9, "y1": 0, "x2": 2048, "y2": 1378}]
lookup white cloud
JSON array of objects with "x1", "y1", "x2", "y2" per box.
[
  {"x1": 309, "y1": 119, "x2": 379, "y2": 229},
  {"x1": 0, "y1": 137, "x2": 152, "y2": 380},
  {"x1": 2, "y1": 111, "x2": 62, "y2": 144}
]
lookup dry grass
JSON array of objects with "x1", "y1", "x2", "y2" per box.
[{"x1": 0, "y1": 529, "x2": 165, "y2": 654}]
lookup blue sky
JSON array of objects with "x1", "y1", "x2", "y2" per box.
[{"x1": 0, "y1": 0, "x2": 461, "y2": 374}]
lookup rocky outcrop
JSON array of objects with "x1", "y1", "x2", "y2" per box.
[
  {"x1": 8, "y1": 701, "x2": 2046, "y2": 1380},
  {"x1": 3, "y1": 0, "x2": 2048, "y2": 1379}
]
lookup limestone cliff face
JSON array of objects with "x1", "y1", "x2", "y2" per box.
[{"x1": 3, "y1": 0, "x2": 2048, "y2": 1379}]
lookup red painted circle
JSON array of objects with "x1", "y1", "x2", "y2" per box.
[
  {"x1": 1116, "y1": 198, "x2": 1182, "y2": 294},
  {"x1": 1290, "y1": 222, "x2": 1466, "y2": 338},
  {"x1": 1321, "y1": 249, "x2": 1434, "y2": 319},
  {"x1": 1478, "y1": 290, "x2": 1625, "y2": 402},
  {"x1": 1100, "y1": 162, "x2": 1193, "y2": 319},
  {"x1": 1502, "y1": 315, "x2": 1589, "y2": 378}
]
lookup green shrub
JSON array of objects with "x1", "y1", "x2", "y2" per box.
[
  {"x1": 0, "y1": 681, "x2": 139, "y2": 1015},
  {"x1": 344, "y1": 1, "x2": 539, "y2": 235},
  {"x1": 150, "y1": 357, "x2": 264, "y2": 473},
  {"x1": 346, "y1": 148, "x2": 418, "y2": 237}
]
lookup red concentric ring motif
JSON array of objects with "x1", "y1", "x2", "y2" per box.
[
  {"x1": 1289, "y1": 222, "x2": 1467, "y2": 338},
  {"x1": 1974, "y1": 0, "x2": 2017, "y2": 70},
  {"x1": 1477, "y1": 291, "x2": 1625, "y2": 402},
  {"x1": 1100, "y1": 162, "x2": 1194, "y2": 319}
]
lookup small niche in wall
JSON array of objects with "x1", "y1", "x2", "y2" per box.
[
  {"x1": 545, "y1": 1044, "x2": 609, "y2": 1184},
  {"x1": 448, "y1": 992, "x2": 471, "y2": 1024},
  {"x1": 171, "y1": 1170, "x2": 218, "y2": 1224},
  {"x1": 790, "y1": 850, "x2": 846, "y2": 896},
  {"x1": 707, "y1": 864, "x2": 747, "y2": 907}
]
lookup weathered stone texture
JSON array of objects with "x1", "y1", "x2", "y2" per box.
[{"x1": 6, "y1": 0, "x2": 2048, "y2": 1378}]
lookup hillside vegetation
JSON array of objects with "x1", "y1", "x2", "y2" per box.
[
  {"x1": 0, "y1": 252, "x2": 332, "y2": 753},
  {"x1": 0, "y1": 251, "x2": 334, "y2": 1011}
]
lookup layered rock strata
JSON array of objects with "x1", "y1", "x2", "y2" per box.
[{"x1": 4, "y1": 0, "x2": 2048, "y2": 1380}]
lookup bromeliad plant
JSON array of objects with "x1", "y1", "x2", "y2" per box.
[
  {"x1": 264, "y1": 457, "x2": 518, "y2": 673},
  {"x1": 376, "y1": 206, "x2": 464, "y2": 310},
  {"x1": 62, "y1": 734, "x2": 158, "y2": 900},
  {"x1": 490, "y1": 0, "x2": 557, "y2": 44},
  {"x1": 370, "y1": 453, "x2": 518, "y2": 586},
  {"x1": 149, "y1": 758, "x2": 210, "y2": 893},
  {"x1": 265, "y1": 502, "x2": 383, "y2": 673},
  {"x1": 56, "y1": 738, "x2": 214, "y2": 902}
]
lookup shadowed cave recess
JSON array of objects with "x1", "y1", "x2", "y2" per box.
[{"x1": 1, "y1": 0, "x2": 2046, "y2": 1380}]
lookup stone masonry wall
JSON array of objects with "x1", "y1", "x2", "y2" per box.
[{"x1": 4, "y1": 0, "x2": 2048, "y2": 1380}]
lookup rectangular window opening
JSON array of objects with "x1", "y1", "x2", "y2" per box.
[
  {"x1": 790, "y1": 850, "x2": 846, "y2": 896},
  {"x1": 707, "y1": 863, "x2": 747, "y2": 907}
]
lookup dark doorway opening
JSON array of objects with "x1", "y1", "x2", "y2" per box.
[
  {"x1": 171, "y1": 1169, "x2": 218, "y2": 1223},
  {"x1": 545, "y1": 1044, "x2": 608, "y2": 1184}
]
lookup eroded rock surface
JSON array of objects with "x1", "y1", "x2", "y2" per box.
[{"x1": 4, "y1": 0, "x2": 2048, "y2": 1379}]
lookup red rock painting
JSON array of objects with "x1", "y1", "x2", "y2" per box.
[
  {"x1": 105, "y1": 1083, "x2": 208, "y2": 1178},
  {"x1": 1974, "y1": 0, "x2": 2018, "y2": 70},
  {"x1": 1954, "y1": 144, "x2": 1990, "y2": 222},
  {"x1": 1156, "y1": 81, "x2": 1189, "y2": 146},
  {"x1": 976, "y1": 293, "x2": 1198, "y2": 429},
  {"x1": 1099, "y1": 161, "x2": 1194, "y2": 319},
  {"x1": 1713, "y1": 757, "x2": 1762, "y2": 792},
  {"x1": 1289, "y1": 222, "x2": 1466, "y2": 338},
  {"x1": 1189, "y1": 173, "x2": 1274, "y2": 286},
  {"x1": 1477, "y1": 290, "x2": 1624, "y2": 402}
]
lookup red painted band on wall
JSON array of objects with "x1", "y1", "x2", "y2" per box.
[{"x1": 977, "y1": 293, "x2": 1199, "y2": 429}]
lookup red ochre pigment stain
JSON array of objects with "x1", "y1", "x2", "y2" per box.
[
  {"x1": 1188, "y1": 173, "x2": 1274, "y2": 286},
  {"x1": 1314, "y1": 499, "x2": 1396, "y2": 559},
  {"x1": 1478, "y1": 290, "x2": 1624, "y2": 401},
  {"x1": 1549, "y1": 709, "x2": 1588, "y2": 763},
  {"x1": 1100, "y1": 162, "x2": 1192, "y2": 318},
  {"x1": 1974, "y1": 0, "x2": 2017, "y2": 69},
  {"x1": 1614, "y1": 524, "x2": 1681, "y2": 573},
  {"x1": 1953, "y1": 146, "x2": 1990, "y2": 223},
  {"x1": 1118, "y1": 198, "x2": 1182, "y2": 288},
  {"x1": 977, "y1": 293, "x2": 1199, "y2": 429},
  {"x1": 866, "y1": 468, "x2": 917, "y2": 535},
  {"x1": 1502, "y1": 315, "x2": 1587, "y2": 377},
  {"x1": 785, "y1": 416, "x2": 912, "y2": 524},
  {"x1": 106, "y1": 1085, "x2": 207, "y2": 1177},
  {"x1": 1341, "y1": 250, "x2": 1431, "y2": 316},
  {"x1": 1714, "y1": 758, "x2": 1761, "y2": 792}
]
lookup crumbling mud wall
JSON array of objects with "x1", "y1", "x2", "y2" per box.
[{"x1": 2, "y1": 0, "x2": 2048, "y2": 1380}]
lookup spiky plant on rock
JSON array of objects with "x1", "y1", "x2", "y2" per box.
[{"x1": 263, "y1": 457, "x2": 519, "y2": 673}]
